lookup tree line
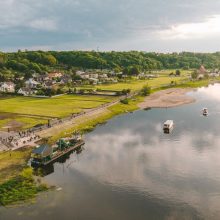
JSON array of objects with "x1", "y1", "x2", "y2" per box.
[{"x1": 1, "y1": 50, "x2": 220, "y2": 80}]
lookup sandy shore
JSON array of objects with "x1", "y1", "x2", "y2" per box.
[{"x1": 138, "y1": 88, "x2": 195, "y2": 109}]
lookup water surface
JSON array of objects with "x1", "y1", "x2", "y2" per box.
[{"x1": 1, "y1": 84, "x2": 220, "y2": 220}]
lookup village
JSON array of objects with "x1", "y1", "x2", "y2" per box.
[
  {"x1": 0, "y1": 65, "x2": 219, "y2": 97},
  {"x1": 0, "y1": 69, "x2": 159, "y2": 97}
]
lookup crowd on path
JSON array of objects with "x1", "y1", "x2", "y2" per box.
[{"x1": 0, "y1": 92, "x2": 136, "y2": 152}]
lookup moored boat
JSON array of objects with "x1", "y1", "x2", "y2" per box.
[{"x1": 31, "y1": 133, "x2": 85, "y2": 166}]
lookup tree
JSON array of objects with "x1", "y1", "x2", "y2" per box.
[
  {"x1": 175, "y1": 69, "x2": 181, "y2": 76},
  {"x1": 191, "y1": 70, "x2": 198, "y2": 79},
  {"x1": 129, "y1": 66, "x2": 140, "y2": 76},
  {"x1": 140, "y1": 84, "x2": 151, "y2": 96},
  {"x1": 120, "y1": 98, "x2": 129, "y2": 104}
]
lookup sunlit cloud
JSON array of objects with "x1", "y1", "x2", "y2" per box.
[{"x1": 157, "y1": 15, "x2": 220, "y2": 40}]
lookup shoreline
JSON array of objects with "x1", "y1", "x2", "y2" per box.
[{"x1": 138, "y1": 88, "x2": 196, "y2": 109}]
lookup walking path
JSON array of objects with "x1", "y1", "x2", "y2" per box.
[{"x1": 0, "y1": 93, "x2": 132, "y2": 152}]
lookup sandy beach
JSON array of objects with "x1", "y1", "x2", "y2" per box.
[{"x1": 138, "y1": 88, "x2": 196, "y2": 109}]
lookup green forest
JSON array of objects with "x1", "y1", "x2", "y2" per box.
[{"x1": 1, "y1": 50, "x2": 220, "y2": 80}]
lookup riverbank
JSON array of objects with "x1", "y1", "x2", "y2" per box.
[
  {"x1": 0, "y1": 167, "x2": 48, "y2": 206},
  {"x1": 138, "y1": 88, "x2": 195, "y2": 109},
  {"x1": 38, "y1": 96, "x2": 143, "y2": 143},
  {"x1": 0, "y1": 148, "x2": 49, "y2": 206}
]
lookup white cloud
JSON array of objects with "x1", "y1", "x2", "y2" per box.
[
  {"x1": 157, "y1": 15, "x2": 220, "y2": 40},
  {"x1": 28, "y1": 18, "x2": 58, "y2": 31}
]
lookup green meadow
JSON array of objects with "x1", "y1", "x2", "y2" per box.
[
  {"x1": 0, "y1": 95, "x2": 115, "y2": 130},
  {"x1": 77, "y1": 70, "x2": 190, "y2": 92}
]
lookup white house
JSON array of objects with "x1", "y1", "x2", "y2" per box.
[
  {"x1": 80, "y1": 74, "x2": 90, "y2": 79},
  {"x1": 17, "y1": 88, "x2": 34, "y2": 96},
  {"x1": 89, "y1": 78, "x2": 99, "y2": 85},
  {"x1": 25, "y1": 78, "x2": 39, "y2": 88},
  {"x1": 99, "y1": 74, "x2": 108, "y2": 79},
  {"x1": 0, "y1": 82, "x2": 15, "y2": 93},
  {"x1": 209, "y1": 72, "x2": 220, "y2": 77},
  {"x1": 90, "y1": 73, "x2": 99, "y2": 79}
]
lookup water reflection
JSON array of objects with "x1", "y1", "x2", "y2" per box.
[
  {"x1": 2, "y1": 84, "x2": 220, "y2": 220},
  {"x1": 33, "y1": 146, "x2": 85, "y2": 177}
]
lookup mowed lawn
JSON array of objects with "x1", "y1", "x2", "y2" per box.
[
  {"x1": 95, "y1": 76, "x2": 188, "y2": 91},
  {"x1": 0, "y1": 94, "x2": 115, "y2": 130},
  {"x1": 77, "y1": 71, "x2": 190, "y2": 92}
]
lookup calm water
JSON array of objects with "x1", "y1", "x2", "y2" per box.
[{"x1": 1, "y1": 84, "x2": 220, "y2": 220}]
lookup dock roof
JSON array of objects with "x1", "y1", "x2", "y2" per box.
[{"x1": 32, "y1": 144, "x2": 52, "y2": 157}]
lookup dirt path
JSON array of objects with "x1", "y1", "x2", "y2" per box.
[
  {"x1": 138, "y1": 88, "x2": 195, "y2": 109},
  {"x1": 36, "y1": 102, "x2": 116, "y2": 138}
]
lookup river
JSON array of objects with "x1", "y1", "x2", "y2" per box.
[{"x1": 1, "y1": 84, "x2": 220, "y2": 220}]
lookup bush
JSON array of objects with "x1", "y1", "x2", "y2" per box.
[
  {"x1": 175, "y1": 69, "x2": 181, "y2": 76},
  {"x1": 140, "y1": 85, "x2": 151, "y2": 96},
  {"x1": 120, "y1": 98, "x2": 129, "y2": 104}
]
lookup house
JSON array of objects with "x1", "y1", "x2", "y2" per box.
[
  {"x1": 80, "y1": 73, "x2": 90, "y2": 79},
  {"x1": 0, "y1": 82, "x2": 15, "y2": 93},
  {"x1": 34, "y1": 74, "x2": 49, "y2": 83},
  {"x1": 42, "y1": 80, "x2": 54, "y2": 89},
  {"x1": 99, "y1": 74, "x2": 108, "y2": 79},
  {"x1": 89, "y1": 78, "x2": 99, "y2": 85},
  {"x1": 197, "y1": 74, "x2": 205, "y2": 80},
  {"x1": 198, "y1": 65, "x2": 207, "y2": 75},
  {"x1": 90, "y1": 73, "x2": 98, "y2": 79},
  {"x1": 25, "y1": 78, "x2": 39, "y2": 89},
  {"x1": 60, "y1": 75, "x2": 72, "y2": 84},
  {"x1": 18, "y1": 88, "x2": 34, "y2": 96},
  {"x1": 48, "y1": 72, "x2": 63, "y2": 80},
  {"x1": 209, "y1": 72, "x2": 220, "y2": 77}
]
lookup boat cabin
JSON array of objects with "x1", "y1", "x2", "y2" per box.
[
  {"x1": 163, "y1": 120, "x2": 174, "y2": 133},
  {"x1": 202, "y1": 108, "x2": 208, "y2": 116},
  {"x1": 31, "y1": 144, "x2": 53, "y2": 165}
]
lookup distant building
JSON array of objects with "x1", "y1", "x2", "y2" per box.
[
  {"x1": 60, "y1": 74, "x2": 72, "y2": 84},
  {"x1": 198, "y1": 65, "x2": 207, "y2": 75},
  {"x1": 90, "y1": 73, "x2": 98, "y2": 79},
  {"x1": 48, "y1": 72, "x2": 63, "y2": 79},
  {"x1": 89, "y1": 78, "x2": 99, "y2": 85},
  {"x1": 209, "y1": 72, "x2": 220, "y2": 77},
  {"x1": 25, "y1": 78, "x2": 39, "y2": 89},
  {"x1": 0, "y1": 82, "x2": 15, "y2": 93},
  {"x1": 17, "y1": 88, "x2": 34, "y2": 96},
  {"x1": 80, "y1": 74, "x2": 90, "y2": 79},
  {"x1": 197, "y1": 65, "x2": 208, "y2": 79},
  {"x1": 34, "y1": 74, "x2": 49, "y2": 83}
]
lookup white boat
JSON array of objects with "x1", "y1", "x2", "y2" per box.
[
  {"x1": 163, "y1": 120, "x2": 174, "y2": 133},
  {"x1": 202, "y1": 108, "x2": 208, "y2": 116}
]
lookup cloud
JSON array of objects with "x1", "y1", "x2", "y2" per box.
[
  {"x1": 1, "y1": 0, "x2": 220, "y2": 51},
  {"x1": 157, "y1": 15, "x2": 220, "y2": 40},
  {"x1": 28, "y1": 18, "x2": 58, "y2": 31}
]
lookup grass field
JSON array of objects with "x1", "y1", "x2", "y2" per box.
[
  {"x1": 0, "y1": 94, "x2": 115, "y2": 130},
  {"x1": 76, "y1": 70, "x2": 190, "y2": 92}
]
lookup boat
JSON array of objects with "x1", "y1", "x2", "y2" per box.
[
  {"x1": 202, "y1": 108, "x2": 208, "y2": 116},
  {"x1": 31, "y1": 133, "x2": 85, "y2": 166},
  {"x1": 163, "y1": 120, "x2": 174, "y2": 133}
]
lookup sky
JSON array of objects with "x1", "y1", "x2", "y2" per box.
[{"x1": 1, "y1": 0, "x2": 220, "y2": 52}]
